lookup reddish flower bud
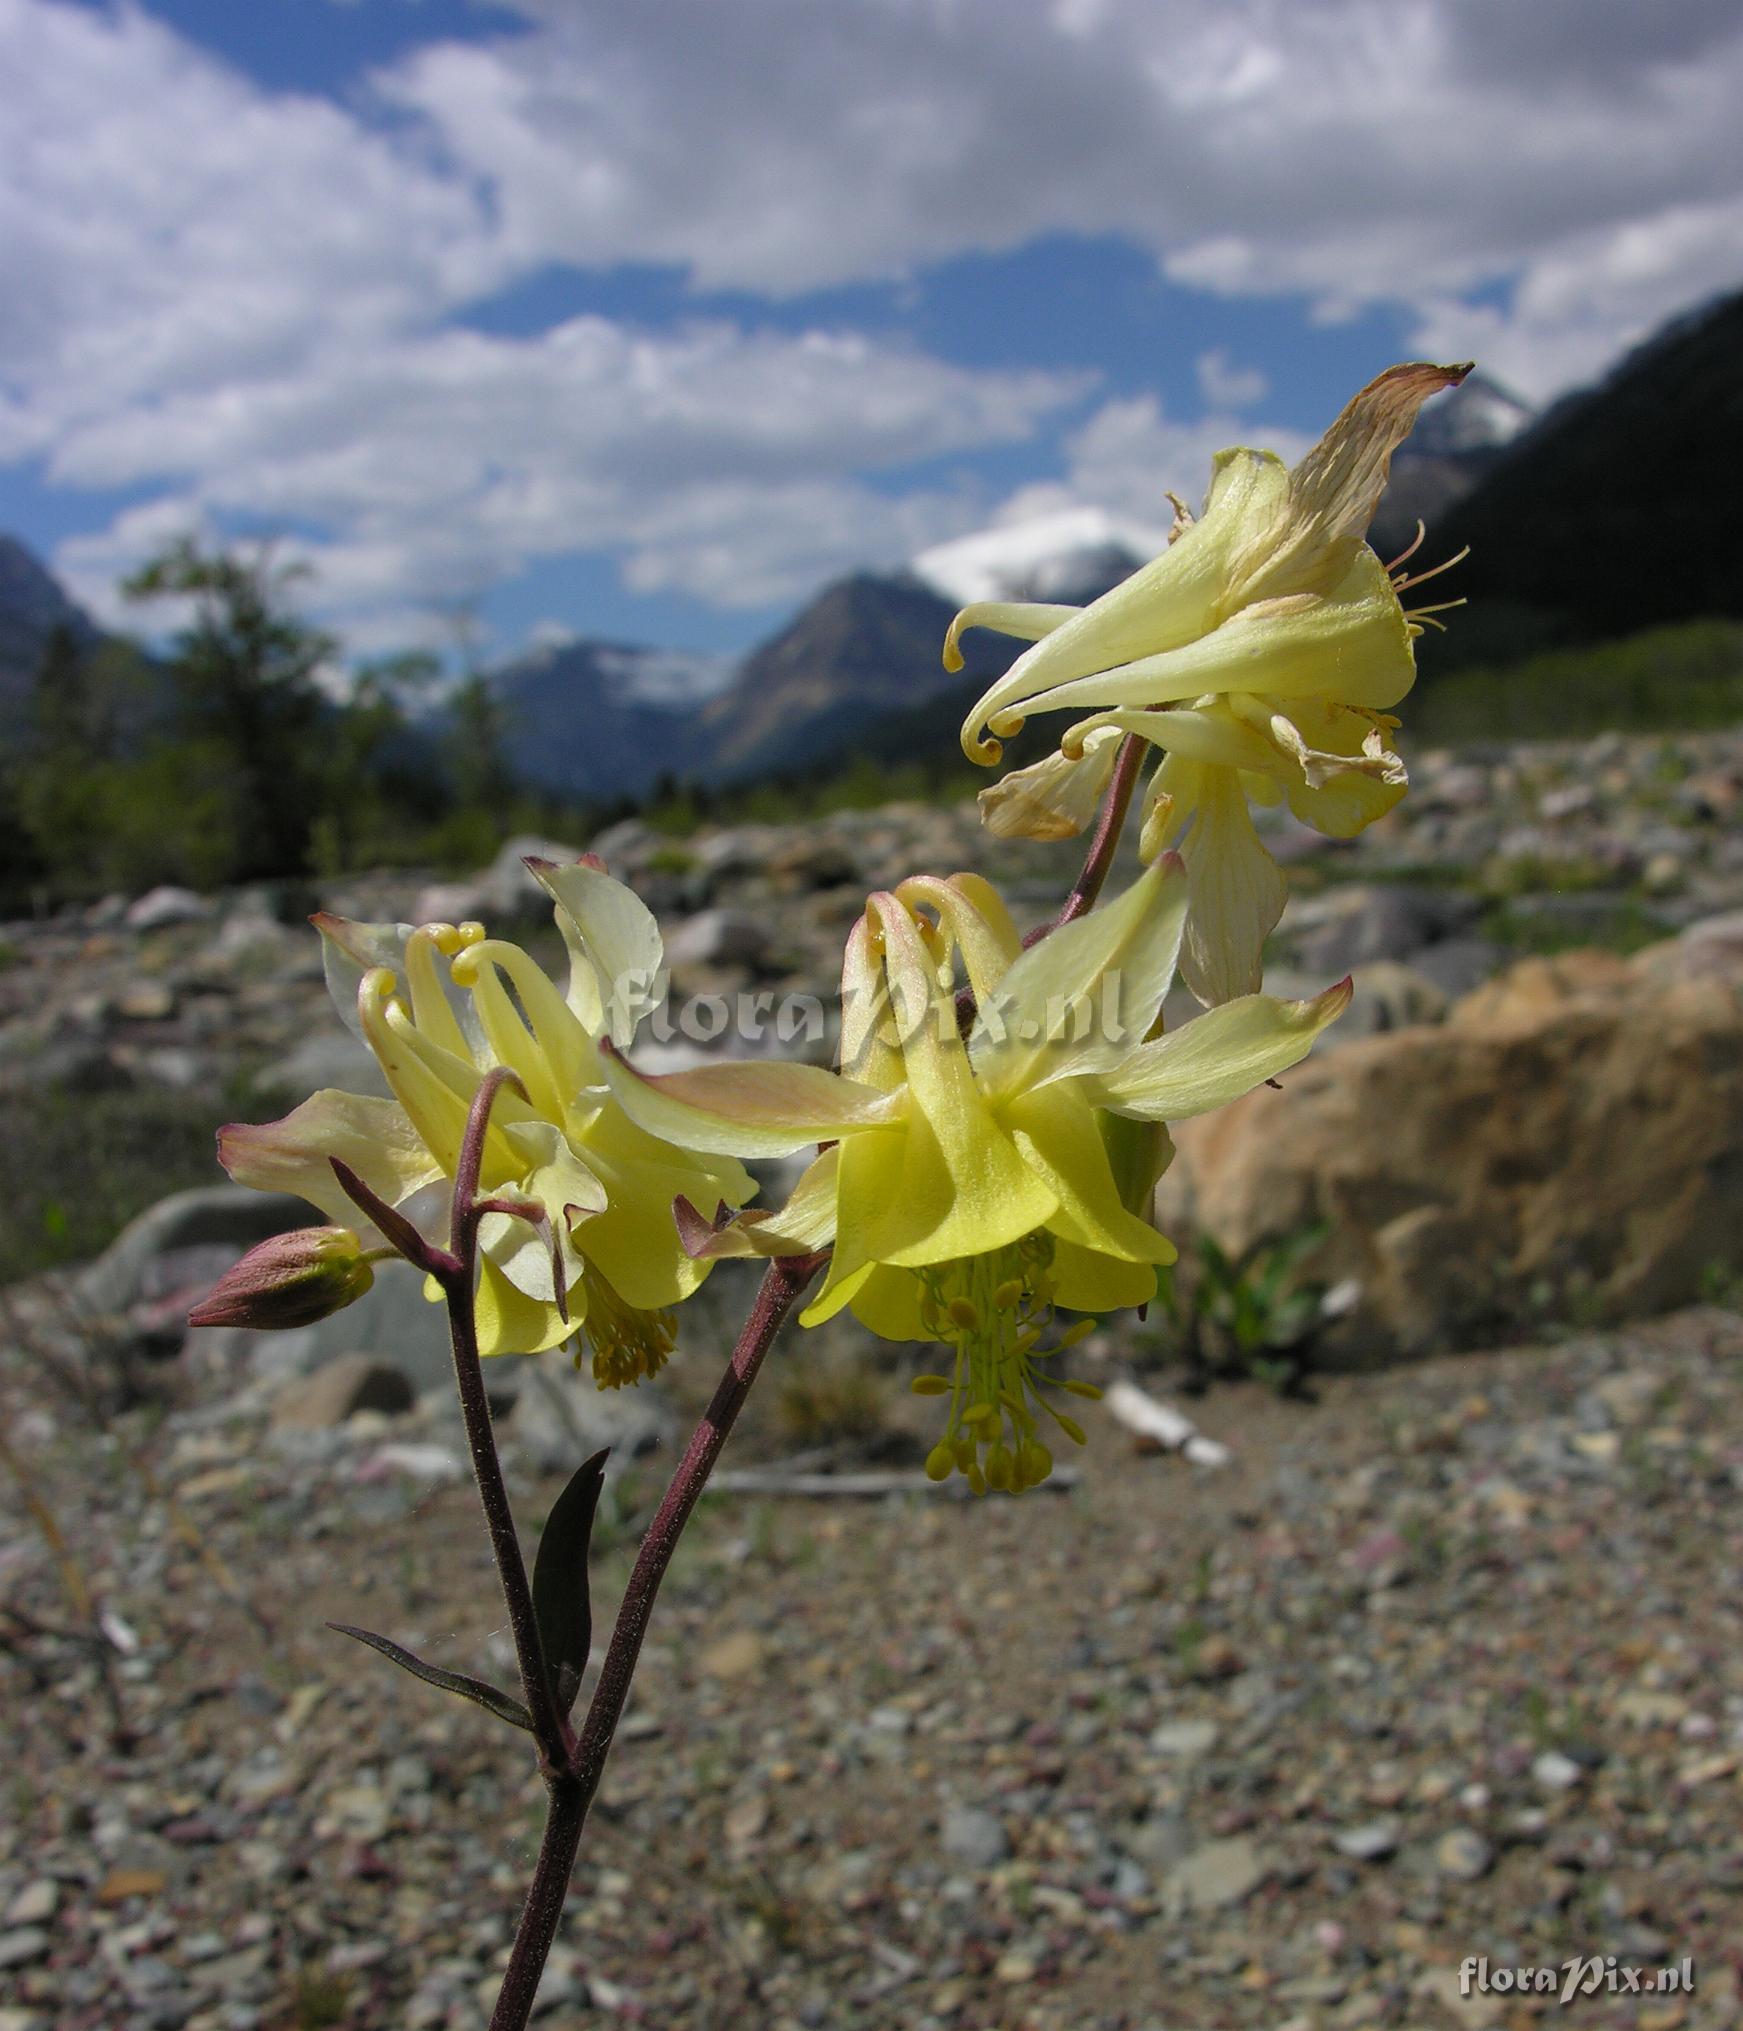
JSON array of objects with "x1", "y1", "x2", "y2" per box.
[{"x1": 188, "y1": 1226, "x2": 375, "y2": 1331}]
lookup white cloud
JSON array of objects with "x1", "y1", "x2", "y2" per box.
[
  {"x1": 48, "y1": 316, "x2": 1080, "y2": 627},
  {"x1": 391, "y1": 0, "x2": 1743, "y2": 395},
  {"x1": 992, "y1": 394, "x2": 1313, "y2": 532},
  {"x1": 0, "y1": 0, "x2": 1083, "y2": 638},
  {"x1": 4, "y1": 0, "x2": 1741, "y2": 655},
  {"x1": 1194, "y1": 349, "x2": 1268, "y2": 411}
]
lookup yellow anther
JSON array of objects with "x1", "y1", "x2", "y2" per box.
[
  {"x1": 962, "y1": 1401, "x2": 998, "y2": 1427},
  {"x1": 910, "y1": 1375, "x2": 952, "y2": 1396},
  {"x1": 947, "y1": 1296, "x2": 981, "y2": 1331},
  {"x1": 1053, "y1": 1413, "x2": 1087, "y2": 1447},
  {"x1": 1060, "y1": 1378, "x2": 1104, "y2": 1401},
  {"x1": 924, "y1": 1443, "x2": 955, "y2": 1482},
  {"x1": 992, "y1": 1279, "x2": 1023, "y2": 1311},
  {"x1": 1059, "y1": 1319, "x2": 1097, "y2": 1347}
]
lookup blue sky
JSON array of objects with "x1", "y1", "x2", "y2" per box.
[{"x1": 2, "y1": 0, "x2": 1739, "y2": 667}]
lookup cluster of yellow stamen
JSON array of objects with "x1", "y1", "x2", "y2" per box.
[
  {"x1": 579, "y1": 1261, "x2": 677, "y2": 1390},
  {"x1": 911, "y1": 1233, "x2": 1103, "y2": 1495}
]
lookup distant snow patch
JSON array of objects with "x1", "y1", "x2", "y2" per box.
[{"x1": 911, "y1": 506, "x2": 1165, "y2": 608}]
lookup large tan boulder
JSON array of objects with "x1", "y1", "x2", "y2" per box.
[{"x1": 1155, "y1": 948, "x2": 1743, "y2": 1361}]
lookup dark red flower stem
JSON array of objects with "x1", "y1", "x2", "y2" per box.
[
  {"x1": 484, "y1": 1251, "x2": 824, "y2": 2031},
  {"x1": 1034, "y1": 730, "x2": 1146, "y2": 938},
  {"x1": 439, "y1": 1067, "x2": 577, "y2": 1769}
]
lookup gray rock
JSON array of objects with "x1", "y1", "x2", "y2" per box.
[
  {"x1": 1333, "y1": 961, "x2": 1447, "y2": 1041},
  {"x1": 219, "y1": 1256, "x2": 455, "y2": 1397},
  {"x1": 1405, "y1": 936, "x2": 1506, "y2": 1000},
  {"x1": 941, "y1": 1805, "x2": 1010, "y2": 1868},
  {"x1": 0, "y1": 1928, "x2": 49, "y2": 1969},
  {"x1": 270, "y1": 1354, "x2": 415, "y2": 1430},
  {"x1": 4, "y1": 1882, "x2": 57, "y2": 1927},
  {"x1": 412, "y1": 835, "x2": 586, "y2": 930},
  {"x1": 1332, "y1": 1816, "x2": 1402, "y2": 1861},
  {"x1": 1434, "y1": 1828, "x2": 1495, "y2": 1880},
  {"x1": 1148, "y1": 1719, "x2": 1220, "y2": 1761},
  {"x1": 1285, "y1": 884, "x2": 1479, "y2": 973},
  {"x1": 498, "y1": 1364, "x2": 676, "y2": 1474},
  {"x1": 79, "y1": 1188, "x2": 315, "y2": 1315},
  {"x1": 1162, "y1": 1837, "x2": 1269, "y2": 1913},
  {"x1": 664, "y1": 908, "x2": 774, "y2": 973},
  {"x1": 0, "y1": 1038, "x2": 133, "y2": 1097},
  {"x1": 124, "y1": 886, "x2": 210, "y2": 931},
  {"x1": 252, "y1": 1029, "x2": 389, "y2": 1102},
  {"x1": 1532, "y1": 1750, "x2": 1583, "y2": 1792}
]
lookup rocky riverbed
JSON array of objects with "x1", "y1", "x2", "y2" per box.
[
  {"x1": 3, "y1": 1293, "x2": 1741, "y2": 2030},
  {"x1": 7, "y1": 723, "x2": 1743, "y2": 2027}
]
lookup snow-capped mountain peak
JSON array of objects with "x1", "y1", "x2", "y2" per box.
[{"x1": 911, "y1": 506, "x2": 1166, "y2": 609}]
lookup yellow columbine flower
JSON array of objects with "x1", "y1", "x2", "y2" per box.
[
  {"x1": 601, "y1": 857, "x2": 1348, "y2": 1491},
  {"x1": 951, "y1": 362, "x2": 1471, "y2": 1005},
  {"x1": 217, "y1": 859, "x2": 755, "y2": 1379}
]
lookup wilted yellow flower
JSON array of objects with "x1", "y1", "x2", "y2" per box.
[
  {"x1": 217, "y1": 860, "x2": 754, "y2": 1379},
  {"x1": 952, "y1": 362, "x2": 1471, "y2": 1003},
  {"x1": 602, "y1": 856, "x2": 1347, "y2": 1490}
]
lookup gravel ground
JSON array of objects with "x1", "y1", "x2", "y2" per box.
[{"x1": 6, "y1": 1305, "x2": 1743, "y2": 2031}]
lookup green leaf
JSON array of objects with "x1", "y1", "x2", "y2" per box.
[
  {"x1": 531, "y1": 1449, "x2": 609, "y2": 1717},
  {"x1": 327, "y1": 1622, "x2": 533, "y2": 1733}
]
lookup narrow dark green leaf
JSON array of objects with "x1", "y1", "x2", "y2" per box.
[
  {"x1": 531, "y1": 1448, "x2": 609, "y2": 1717},
  {"x1": 327, "y1": 1621, "x2": 533, "y2": 1733}
]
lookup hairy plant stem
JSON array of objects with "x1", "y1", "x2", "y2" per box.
[
  {"x1": 439, "y1": 1067, "x2": 576, "y2": 1768},
  {"x1": 486, "y1": 1251, "x2": 822, "y2": 2031},
  {"x1": 1031, "y1": 730, "x2": 1146, "y2": 941}
]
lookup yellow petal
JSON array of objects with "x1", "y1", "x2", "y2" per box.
[
  {"x1": 969, "y1": 854, "x2": 1188, "y2": 1099},
  {"x1": 1147, "y1": 758, "x2": 1289, "y2": 1007},
  {"x1": 977, "y1": 724, "x2": 1124, "y2": 842},
  {"x1": 841, "y1": 1261, "x2": 929, "y2": 1342},
  {"x1": 452, "y1": 937, "x2": 597, "y2": 1121},
  {"x1": 1227, "y1": 361, "x2": 1472, "y2": 608},
  {"x1": 959, "y1": 449, "x2": 1289, "y2": 761},
  {"x1": 838, "y1": 915, "x2": 906, "y2": 1092},
  {"x1": 868, "y1": 893, "x2": 1059, "y2": 1259},
  {"x1": 1049, "y1": 1237, "x2": 1163, "y2": 1314},
  {"x1": 895, "y1": 873, "x2": 1022, "y2": 1005},
  {"x1": 218, "y1": 1090, "x2": 443, "y2": 1227},
  {"x1": 479, "y1": 1121, "x2": 605, "y2": 1302},
  {"x1": 529, "y1": 858, "x2": 666, "y2": 1044},
  {"x1": 1001, "y1": 1083, "x2": 1177, "y2": 1268},
  {"x1": 314, "y1": 912, "x2": 417, "y2": 1041},
  {"x1": 686, "y1": 1146, "x2": 841, "y2": 1261},
  {"x1": 474, "y1": 1252, "x2": 575, "y2": 1359},
  {"x1": 1268, "y1": 703, "x2": 1409, "y2": 839},
  {"x1": 997, "y1": 547, "x2": 1416, "y2": 727},
  {"x1": 601, "y1": 1046, "x2": 904, "y2": 1158},
  {"x1": 943, "y1": 599, "x2": 1079, "y2": 673},
  {"x1": 1088, "y1": 979, "x2": 1352, "y2": 1120}
]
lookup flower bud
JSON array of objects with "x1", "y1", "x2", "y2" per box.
[{"x1": 188, "y1": 1226, "x2": 375, "y2": 1331}]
